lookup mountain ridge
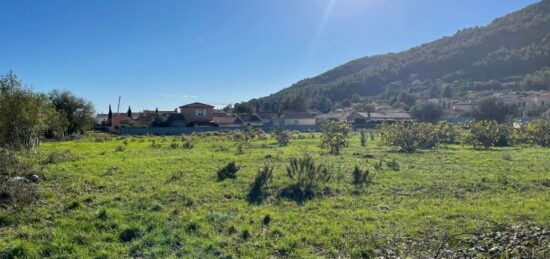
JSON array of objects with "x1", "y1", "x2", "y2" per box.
[{"x1": 251, "y1": 0, "x2": 550, "y2": 112}]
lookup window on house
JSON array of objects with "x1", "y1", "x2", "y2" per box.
[{"x1": 196, "y1": 109, "x2": 206, "y2": 116}]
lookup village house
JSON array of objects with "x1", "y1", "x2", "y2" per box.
[
  {"x1": 212, "y1": 111, "x2": 240, "y2": 127},
  {"x1": 111, "y1": 114, "x2": 133, "y2": 129},
  {"x1": 315, "y1": 110, "x2": 354, "y2": 123},
  {"x1": 278, "y1": 112, "x2": 317, "y2": 126},
  {"x1": 256, "y1": 112, "x2": 278, "y2": 125},
  {"x1": 236, "y1": 114, "x2": 263, "y2": 126},
  {"x1": 178, "y1": 102, "x2": 214, "y2": 126}
]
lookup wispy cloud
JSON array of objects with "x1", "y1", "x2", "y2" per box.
[
  {"x1": 197, "y1": 38, "x2": 205, "y2": 43},
  {"x1": 158, "y1": 94, "x2": 198, "y2": 99},
  {"x1": 158, "y1": 94, "x2": 175, "y2": 98}
]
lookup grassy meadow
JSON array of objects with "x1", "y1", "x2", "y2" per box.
[{"x1": 1, "y1": 132, "x2": 550, "y2": 258}]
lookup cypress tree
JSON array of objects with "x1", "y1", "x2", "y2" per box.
[
  {"x1": 108, "y1": 105, "x2": 113, "y2": 126},
  {"x1": 127, "y1": 106, "x2": 132, "y2": 118}
]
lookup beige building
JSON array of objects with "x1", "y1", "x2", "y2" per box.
[{"x1": 178, "y1": 102, "x2": 214, "y2": 124}]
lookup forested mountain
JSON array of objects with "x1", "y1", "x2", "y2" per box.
[{"x1": 250, "y1": 0, "x2": 550, "y2": 112}]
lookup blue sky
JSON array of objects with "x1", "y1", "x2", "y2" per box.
[{"x1": 0, "y1": 0, "x2": 538, "y2": 113}]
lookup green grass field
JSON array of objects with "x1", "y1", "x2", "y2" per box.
[{"x1": 1, "y1": 133, "x2": 549, "y2": 258}]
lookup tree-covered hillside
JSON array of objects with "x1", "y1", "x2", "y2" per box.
[{"x1": 252, "y1": 0, "x2": 550, "y2": 112}]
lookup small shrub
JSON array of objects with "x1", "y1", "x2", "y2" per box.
[
  {"x1": 115, "y1": 146, "x2": 125, "y2": 152},
  {"x1": 217, "y1": 162, "x2": 239, "y2": 181},
  {"x1": 94, "y1": 134, "x2": 111, "y2": 142},
  {"x1": 181, "y1": 140, "x2": 194, "y2": 149},
  {"x1": 263, "y1": 215, "x2": 271, "y2": 225},
  {"x1": 119, "y1": 227, "x2": 141, "y2": 242},
  {"x1": 279, "y1": 154, "x2": 331, "y2": 202},
  {"x1": 247, "y1": 164, "x2": 274, "y2": 204},
  {"x1": 501, "y1": 153, "x2": 513, "y2": 161},
  {"x1": 186, "y1": 222, "x2": 199, "y2": 232},
  {"x1": 170, "y1": 142, "x2": 179, "y2": 149},
  {"x1": 0, "y1": 176, "x2": 39, "y2": 210},
  {"x1": 236, "y1": 144, "x2": 244, "y2": 155},
  {"x1": 42, "y1": 150, "x2": 80, "y2": 165},
  {"x1": 122, "y1": 139, "x2": 129, "y2": 146},
  {"x1": 274, "y1": 129, "x2": 290, "y2": 147},
  {"x1": 360, "y1": 130, "x2": 367, "y2": 147},
  {"x1": 150, "y1": 140, "x2": 161, "y2": 149},
  {"x1": 97, "y1": 209, "x2": 108, "y2": 220},
  {"x1": 241, "y1": 229, "x2": 251, "y2": 240},
  {"x1": 386, "y1": 158, "x2": 399, "y2": 171},
  {"x1": 352, "y1": 165, "x2": 370, "y2": 187},
  {"x1": 374, "y1": 160, "x2": 383, "y2": 171}
]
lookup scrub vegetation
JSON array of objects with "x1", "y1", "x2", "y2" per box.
[{"x1": 1, "y1": 128, "x2": 549, "y2": 258}]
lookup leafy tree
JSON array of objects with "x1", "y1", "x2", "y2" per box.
[
  {"x1": 519, "y1": 68, "x2": 550, "y2": 91},
  {"x1": 354, "y1": 102, "x2": 376, "y2": 116},
  {"x1": 410, "y1": 103, "x2": 444, "y2": 123},
  {"x1": 443, "y1": 86, "x2": 453, "y2": 98},
  {"x1": 320, "y1": 120, "x2": 351, "y2": 155},
  {"x1": 283, "y1": 92, "x2": 309, "y2": 112},
  {"x1": 49, "y1": 90, "x2": 95, "y2": 134},
  {"x1": 234, "y1": 102, "x2": 254, "y2": 114},
  {"x1": 378, "y1": 121, "x2": 442, "y2": 152},
  {"x1": 463, "y1": 120, "x2": 501, "y2": 149},
  {"x1": 0, "y1": 73, "x2": 60, "y2": 150},
  {"x1": 0, "y1": 71, "x2": 20, "y2": 94},
  {"x1": 522, "y1": 120, "x2": 550, "y2": 147},
  {"x1": 222, "y1": 104, "x2": 232, "y2": 112},
  {"x1": 473, "y1": 98, "x2": 516, "y2": 123}
]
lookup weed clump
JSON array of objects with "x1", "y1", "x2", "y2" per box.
[
  {"x1": 119, "y1": 227, "x2": 141, "y2": 242},
  {"x1": 217, "y1": 162, "x2": 239, "y2": 181},
  {"x1": 236, "y1": 144, "x2": 244, "y2": 155},
  {"x1": 247, "y1": 164, "x2": 273, "y2": 204},
  {"x1": 352, "y1": 165, "x2": 370, "y2": 187},
  {"x1": 181, "y1": 140, "x2": 194, "y2": 149},
  {"x1": 278, "y1": 154, "x2": 331, "y2": 202},
  {"x1": 42, "y1": 150, "x2": 80, "y2": 164},
  {"x1": 263, "y1": 215, "x2": 271, "y2": 225},
  {"x1": 386, "y1": 158, "x2": 400, "y2": 171},
  {"x1": 274, "y1": 129, "x2": 290, "y2": 147}
]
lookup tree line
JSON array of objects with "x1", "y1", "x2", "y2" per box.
[{"x1": 0, "y1": 72, "x2": 95, "y2": 150}]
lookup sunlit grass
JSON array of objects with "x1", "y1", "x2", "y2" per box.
[{"x1": 1, "y1": 133, "x2": 549, "y2": 257}]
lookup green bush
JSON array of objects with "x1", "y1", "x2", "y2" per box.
[
  {"x1": 379, "y1": 122, "x2": 459, "y2": 152},
  {"x1": 523, "y1": 120, "x2": 550, "y2": 147},
  {"x1": 320, "y1": 120, "x2": 351, "y2": 155},
  {"x1": 119, "y1": 227, "x2": 141, "y2": 242},
  {"x1": 463, "y1": 120, "x2": 500, "y2": 149},
  {"x1": 352, "y1": 165, "x2": 370, "y2": 187},
  {"x1": 279, "y1": 154, "x2": 331, "y2": 202},
  {"x1": 274, "y1": 129, "x2": 290, "y2": 147},
  {"x1": 217, "y1": 162, "x2": 239, "y2": 181},
  {"x1": 360, "y1": 130, "x2": 367, "y2": 147}
]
